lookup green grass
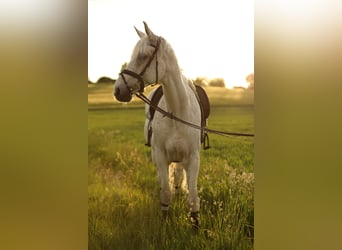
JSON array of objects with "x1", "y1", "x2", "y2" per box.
[{"x1": 88, "y1": 84, "x2": 254, "y2": 249}]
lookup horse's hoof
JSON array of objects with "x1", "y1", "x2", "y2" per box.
[
  {"x1": 190, "y1": 211, "x2": 200, "y2": 231},
  {"x1": 161, "y1": 204, "x2": 169, "y2": 220},
  {"x1": 162, "y1": 210, "x2": 169, "y2": 220}
]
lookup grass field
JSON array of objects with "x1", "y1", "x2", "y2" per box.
[{"x1": 88, "y1": 83, "x2": 254, "y2": 249}]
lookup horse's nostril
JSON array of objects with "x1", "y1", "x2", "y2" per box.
[{"x1": 115, "y1": 87, "x2": 120, "y2": 96}]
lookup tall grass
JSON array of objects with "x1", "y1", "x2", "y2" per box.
[
  {"x1": 88, "y1": 105, "x2": 254, "y2": 249},
  {"x1": 88, "y1": 146, "x2": 254, "y2": 249}
]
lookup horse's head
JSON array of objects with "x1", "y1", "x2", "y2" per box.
[{"x1": 114, "y1": 22, "x2": 165, "y2": 102}]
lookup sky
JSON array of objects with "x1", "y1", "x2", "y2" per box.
[{"x1": 88, "y1": 0, "x2": 254, "y2": 89}]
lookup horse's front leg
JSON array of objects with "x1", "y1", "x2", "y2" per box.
[
  {"x1": 184, "y1": 153, "x2": 200, "y2": 229},
  {"x1": 153, "y1": 149, "x2": 171, "y2": 219}
]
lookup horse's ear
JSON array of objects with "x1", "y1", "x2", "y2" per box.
[
  {"x1": 143, "y1": 21, "x2": 158, "y2": 45},
  {"x1": 134, "y1": 26, "x2": 145, "y2": 38}
]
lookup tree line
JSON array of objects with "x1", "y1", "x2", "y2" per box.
[
  {"x1": 88, "y1": 76, "x2": 226, "y2": 87},
  {"x1": 88, "y1": 74, "x2": 254, "y2": 89},
  {"x1": 89, "y1": 61, "x2": 253, "y2": 89}
]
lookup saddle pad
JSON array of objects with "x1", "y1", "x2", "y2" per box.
[
  {"x1": 195, "y1": 85, "x2": 210, "y2": 120},
  {"x1": 149, "y1": 85, "x2": 210, "y2": 121},
  {"x1": 149, "y1": 86, "x2": 164, "y2": 121}
]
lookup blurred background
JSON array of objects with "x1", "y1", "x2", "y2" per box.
[{"x1": 0, "y1": 0, "x2": 341, "y2": 249}]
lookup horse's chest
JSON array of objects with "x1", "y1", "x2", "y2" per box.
[{"x1": 151, "y1": 113, "x2": 200, "y2": 162}]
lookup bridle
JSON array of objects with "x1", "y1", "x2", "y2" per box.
[
  {"x1": 119, "y1": 37, "x2": 161, "y2": 94},
  {"x1": 118, "y1": 36, "x2": 255, "y2": 141}
]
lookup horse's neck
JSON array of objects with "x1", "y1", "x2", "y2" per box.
[{"x1": 161, "y1": 69, "x2": 189, "y2": 117}]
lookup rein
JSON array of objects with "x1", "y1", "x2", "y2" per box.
[
  {"x1": 119, "y1": 36, "x2": 254, "y2": 139},
  {"x1": 135, "y1": 92, "x2": 255, "y2": 138}
]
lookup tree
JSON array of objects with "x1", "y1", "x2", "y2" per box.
[
  {"x1": 120, "y1": 62, "x2": 128, "y2": 73},
  {"x1": 208, "y1": 78, "x2": 225, "y2": 87},
  {"x1": 96, "y1": 76, "x2": 115, "y2": 84},
  {"x1": 193, "y1": 77, "x2": 208, "y2": 87},
  {"x1": 246, "y1": 73, "x2": 254, "y2": 90}
]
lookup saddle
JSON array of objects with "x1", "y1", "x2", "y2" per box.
[{"x1": 145, "y1": 85, "x2": 210, "y2": 149}]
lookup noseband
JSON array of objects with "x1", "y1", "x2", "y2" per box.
[{"x1": 120, "y1": 37, "x2": 161, "y2": 94}]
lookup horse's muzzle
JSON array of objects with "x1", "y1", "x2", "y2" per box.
[{"x1": 114, "y1": 84, "x2": 132, "y2": 102}]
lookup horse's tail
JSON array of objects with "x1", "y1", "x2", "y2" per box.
[{"x1": 169, "y1": 162, "x2": 187, "y2": 195}]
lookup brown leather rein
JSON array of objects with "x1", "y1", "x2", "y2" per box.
[
  {"x1": 120, "y1": 37, "x2": 161, "y2": 93},
  {"x1": 136, "y1": 92, "x2": 255, "y2": 139},
  {"x1": 119, "y1": 36, "x2": 254, "y2": 139}
]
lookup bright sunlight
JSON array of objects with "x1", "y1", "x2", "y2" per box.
[{"x1": 88, "y1": 0, "x2": 254, "y2": 89}]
